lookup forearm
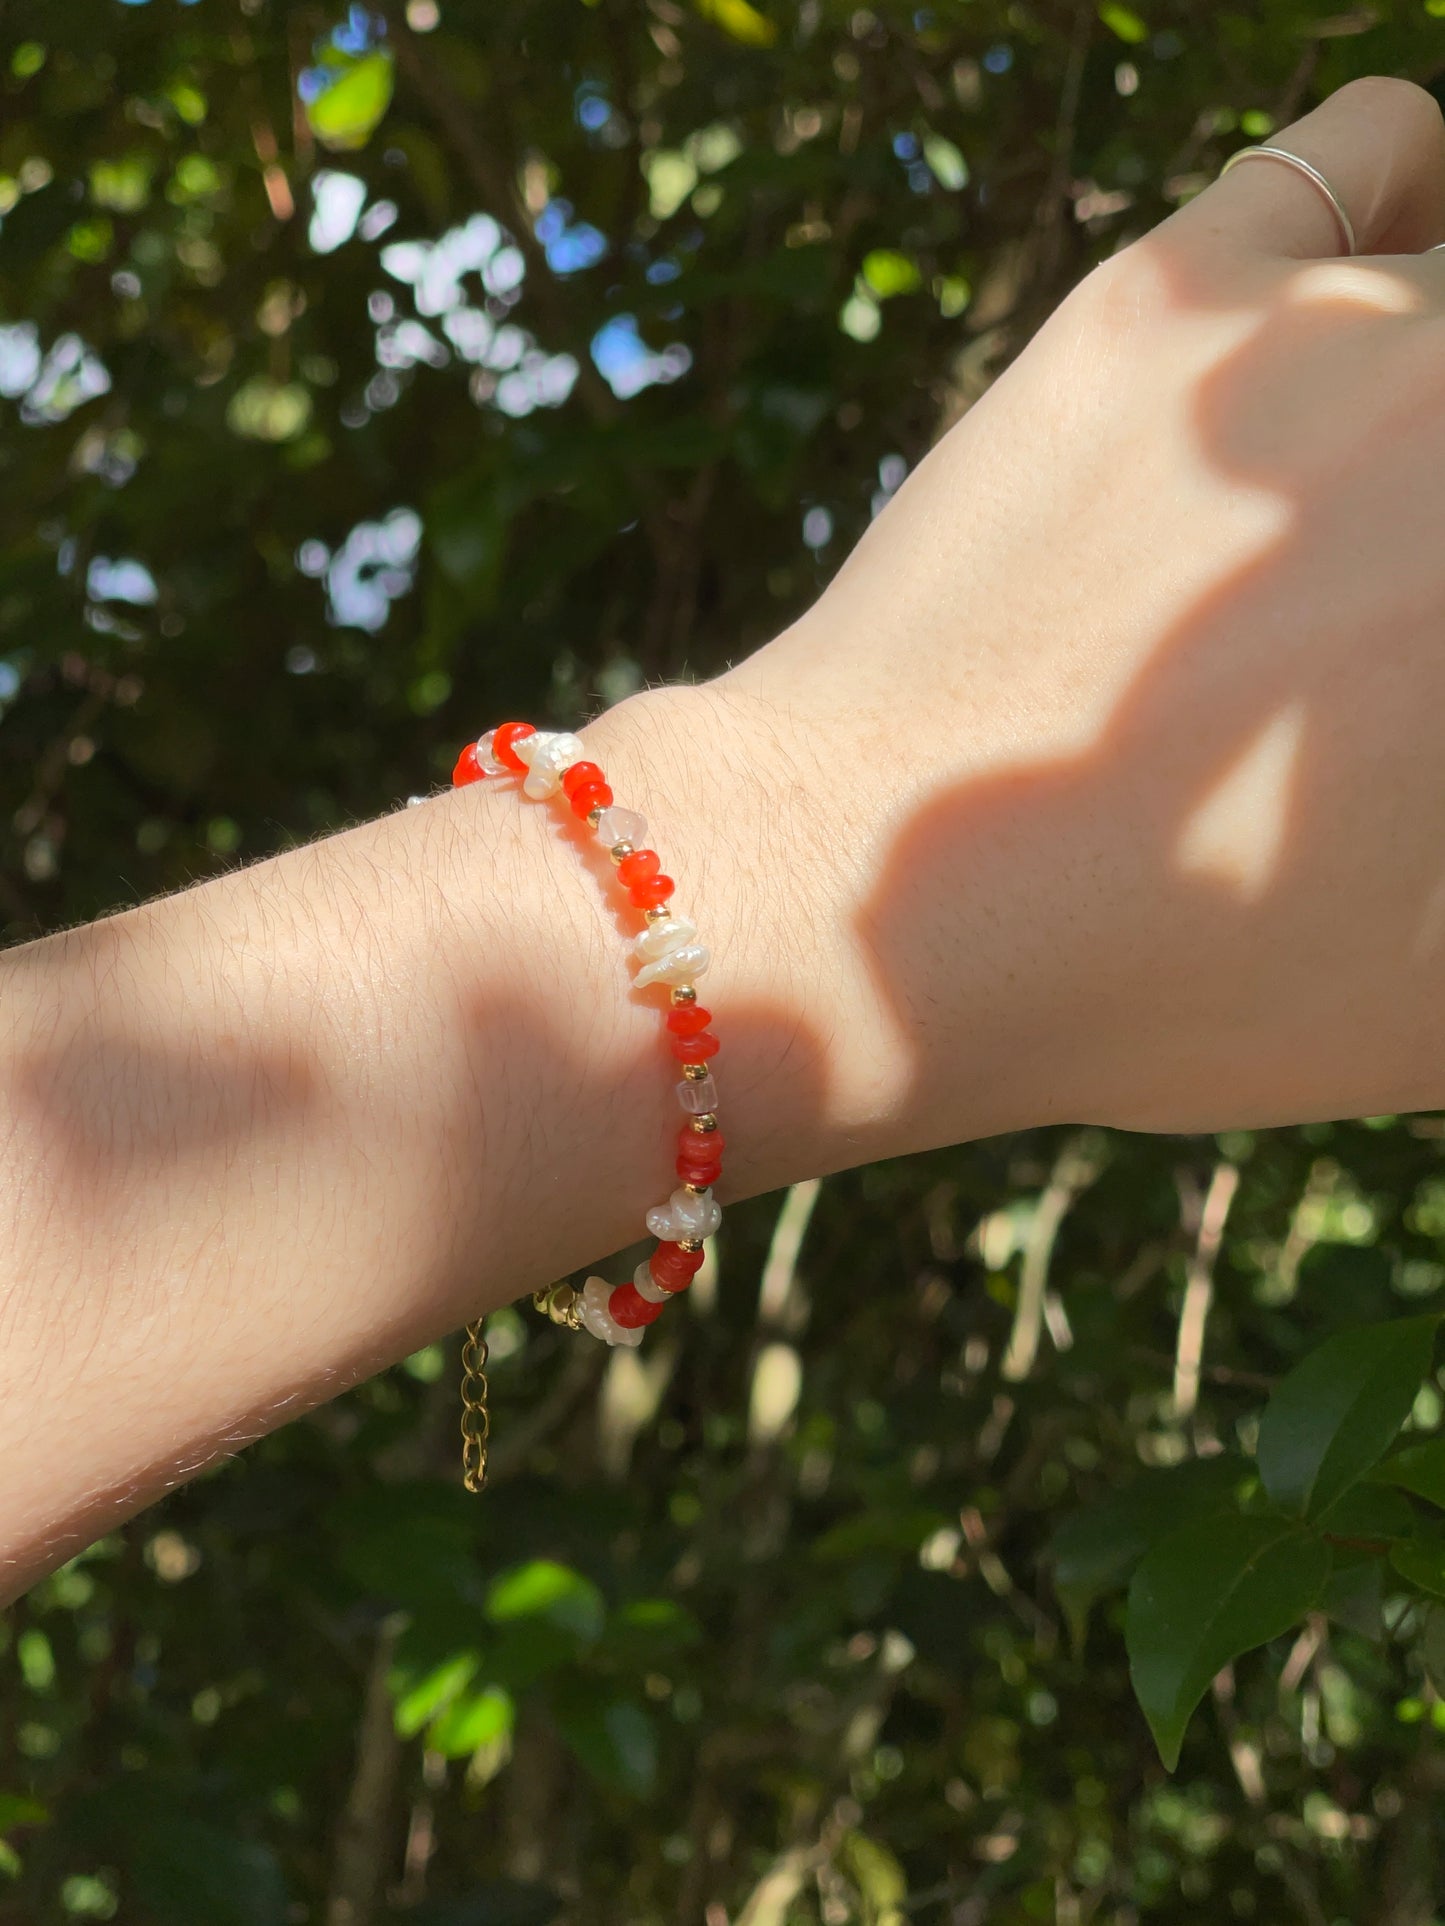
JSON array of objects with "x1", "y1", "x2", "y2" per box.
[{"x1": 0, "y1": 678, "x2": 1045, "y2": 1595}]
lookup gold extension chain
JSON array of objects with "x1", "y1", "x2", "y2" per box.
[{"x1": 459, "y1": 1320, "x2": 491, "y2": 1493}]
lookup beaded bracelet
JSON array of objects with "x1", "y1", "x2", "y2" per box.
[{"x1": 445, "y1": 719, "x2": 724, "y2": 1491}]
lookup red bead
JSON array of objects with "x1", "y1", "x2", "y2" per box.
[
  {"x1": 677, "y1": 1152, "x2": 725, "y2": 1181},
  {"x1": 652, "y1": 1234, "x2": 703, "y2": 1264},
  {"x1": 629, "y1": 874, "x2": 675, "y2": 910},
  {"x1": 492, "y1": 722, "x2": 535, "y2": 773},
  {"x1": 666, "y1": 1004, "x2": 712, "y2": 1037},
  {"x1": 651, "y1": 1242, "x2": 703, "y2": 1278},
  {"x1": 678, "y1": 1155, "x2": 724, "y2": 1186},
  {"x1": 679, "y1": 1127, "x2": 725, "y2": 1158},
  {"x1": 617, "y1": 849, "x2": 661, "y2": 888},
  {"x1": 561, "y1": 759, "x2": 606, "y2": 799},
  {"x1": 570, "y1": 780, "x2": 614, "y2": 819},
  {"x1": 677, "y1": 1158, "x2": 723, "y2": 1186},
  {"x1": 653, "y1": 1238, "x2": 704, "y2": 1270},
  {"x1": 452, "y1": 743, "x2": 485, "y2": 787},
  {"x1": 609, "y1": 1282, "x2": 664, "y2": 1328},
  {"x1": 671, "y1": 1030, "x2": 720, "y2": 1061},
  {"x1": 650, "y1": 1245, "x2": 704, "y2": 1293}
]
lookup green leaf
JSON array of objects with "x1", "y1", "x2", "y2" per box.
[
  {"x1": 1098, "y1": 3, "x2": 1149, "y2": 41},
  {"x1": 391, "y1": 1651, "x2": 479, "y2": 1739},
  {"x1": 397, "y1": 1882, "x2": 563, "y2": 1926},
  {"x1": 1046, "y1": 1458, "x2": 1247, "y2": 1645},
  {"x1": 0, "y1": 1794, "x2": 47, "y2": 1836},
  {"x1": 838, "y1": 1829, "x2": 908, "y2": 1914},
  {"x1": 922, "y1": 134, "x2": 968, "y2": 192},
  {"x1": 428, "y1": 1684, "x2": 514, "y2": 1759},
  {"x1": 693, "y1": 0, "x2": 778, "y2": 45},
  {"x1": 129, "y1": 1818, "x2": 289, "y2": 1926},
  {"x1": 1377, "y1": 1437, "x2": 1445, "y2": 1509},
  {"x1": 861, "y1": 250, "x2": 921, "y2": 300},
  {"x1": 1126, "y1": 1514, "x2": 1330, "y2": 1769},
  {"x1": 552, "y1": 1691, "x2": 657, "y2": 1796},
  {"x1": 305, "y1": 51, "x2": 395, "y2": 152},
  {"x1": 487, "y1": 1560, "x2": 605, "y2": 1641},
  {"x1": 1320, "y1": 1556, "x2": 1385, "y2": 1642},
  {"x1": 812, "y1": 1506, "x2": 952, "y2": 1563},
  {"x1": 1316, "y1": 1480, "x2": 1416, "y2": 1543},
  {"x1": 1390, "y1": 1537, "x2": 1445, "y2": 1600},
  {"x1": 1420, "y1": 1603, "x2": 1445, "y2": 1692},
  {"x1": 1257, "y1": 1316, "x2": 1439, "y2": 1519}
]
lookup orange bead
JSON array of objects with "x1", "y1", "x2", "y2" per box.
[
  {"x1": 672, "y1": 1030, "x2": 719, "y2": 1061},
  {"x1": 452, "y1": 743, "x2": 485, "y2": 787},
  {"x1": 561, "y1": 759, "x2": 605, "y2": 798},
  {"x1": 629, "y1": 874, "x2": 675, "y2": 910},
  {"x1": 677, "y1": 1156, "x2": 723, "y2": 1185},
  {"x1": 492, "y1": 721, "x2": 535, "y2": 772},
  {"x1": 610, "y1": 1282, "x2": 664, "y2": 1328},
  {"x1": 570, "y1": 780, "x2": 614, "y2": 818},
  {"x1": 666, "y1": 1004, "x2": 712, "y2": 1037},
  {"x1": 617, "y1": 849, "x2": 661, "y2": 888},
  {"x1": 651, "y1": 1242, "x2": 700, "y2": 1274}
]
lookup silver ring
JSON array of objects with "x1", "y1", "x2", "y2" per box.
[{"x1": 1218, "y1": 145, "x2": 1357, "y2": 257}]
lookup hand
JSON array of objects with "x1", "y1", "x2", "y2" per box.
[{"x1": 709, "y1": 77, "x2": 1445, "y2": 1145}]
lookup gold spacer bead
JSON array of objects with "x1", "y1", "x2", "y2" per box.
[
  {"x1": 532, "y1": 1282, "x2": 580, "y2": 1330},
  {"x1": 587, "y1": 806, "x2": 604, "y2": 828},
  {"x1": 678, "y1": 1236, "x2": 704, "y2": 1254},
  {"x1": 682, "y1": 1063, "x2": 710, "y2": 1081},
  {"x1": 671, "y1": 985, "x2": 698, "y2": 1006},
  {"x1": 644, "y1": 905, "x2": 671, "y2": 924},
  {"x1": 681, "y1": 1181, "x2": 705, "y2": 1196},
  {"x1": 608, "y1": 841, "x2": 634, "y2": 864},
  {"x1": 690, "y1": 1114, "x2": 718, "y2": 1133}
]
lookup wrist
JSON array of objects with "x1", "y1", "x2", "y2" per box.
[{"x1": 711, "y1": 627, "x2": 1095, "y2": 1159}]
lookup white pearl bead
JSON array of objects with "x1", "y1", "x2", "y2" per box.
[
  {"x1": 632, "y1": 914, "x2": 697, "y2": 962},
  {"x1": 674, "y1": 1187, "x2": 722, "y2": 1237},
  {"x1": 645, "y1": 1186, "x2": 722, "y2": 1241},
  {"x1": 520, "y1": 731, "x2": 586, "y2": 799},
  {"x1": 635, "y1": 942, "x2": 710, "y2": 991},
  {"x1": 577, "y1": 1275, "x2": 642, "y2": 1347},
  {"x1": 633, "y1": 1261, "x2": 670, "y2": 1304},
  {"x1": 544, "y1": 732, "x2": 586, "y2": 772},
  {"x1": 511, "y1": 730, "x2": 549, "y2": 768}
]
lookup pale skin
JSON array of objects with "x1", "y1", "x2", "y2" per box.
[{"x1": 3, "y1": 79, "x2": 1444, "y2": 1601}]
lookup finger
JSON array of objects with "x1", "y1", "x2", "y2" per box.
[{"x1": 1184, "y1": 77, "x2": 1445, "y2": 260}]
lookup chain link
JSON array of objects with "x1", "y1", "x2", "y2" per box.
[{"x1": 459, "y1": 1319, "x2": 490, "y2": 1494}]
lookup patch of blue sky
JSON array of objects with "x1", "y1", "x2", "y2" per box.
[
  {"x1": 536, "y1": 200, "x2": 606, "y2": 275},
  {"x1": 87, "y1": 556, "x2": 158, "y2": 605},
  {"x1": 590, "y1": 314, "x2": 691, "y2": 401}
]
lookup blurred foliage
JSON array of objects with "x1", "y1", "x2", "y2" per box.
[{"x1": 4, "y1": 2, "x2": 1445, "y2": 1922}]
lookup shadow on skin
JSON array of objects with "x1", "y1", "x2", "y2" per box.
[
  {"x1": 843, "y1": 239, "x2": 1445, "y2": 1148},
  {"x1": 0, "y1": 875, "x2": 830, "y2": 1600}
]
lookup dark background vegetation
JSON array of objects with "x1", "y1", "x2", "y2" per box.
[{"x1": 5, "y1": 3, "x2": 1445, "y2": 1922}]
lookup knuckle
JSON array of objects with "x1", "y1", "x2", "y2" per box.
[
  {"x1": 1069, "y1": 241, "x2": 1170, "y2": 331},
  {"x1": 1331, "y1": 74, "x2": 1443, "y2": 137}
]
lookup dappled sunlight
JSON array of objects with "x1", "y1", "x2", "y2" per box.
[
  {"x1": 1287, "y1": 258, "x2": 1431, "y2": 317},
  {"x1": 1175, "y1": 702, "x2": 1305, "y2": 903}
]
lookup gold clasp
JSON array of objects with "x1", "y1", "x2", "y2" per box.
[{"x1": 532, "y1": 1281, "x2": 582, "y2": 1330}]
